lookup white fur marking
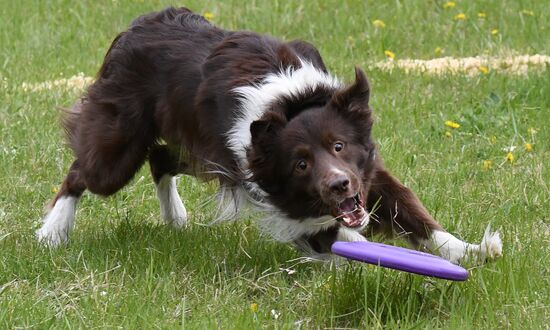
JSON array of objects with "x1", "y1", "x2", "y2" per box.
[
  {"x1": 211, "y1": 185, "x2": 250, "y2": 222},
  {"x1": 424, "y1": 225, "x2": 503, "y2": 264},
  {"x1": 259, "y1": 215, "x2": 339, "y2": 243},
  {"x1": 258, "y1": 211, "x2": 370, "y2": 243},
  {"x1": 156, "y1": 175, "x2": 187, "y2": 228},
  {"x1": 336, "y1": 227, "x2": 368, "y2": 242},
  {"x1": 36, "y1": 196, "x2": 78, "y2": 246},
  {"x1": 227, "y1": 60, "x2": 342, "y2": 168}
]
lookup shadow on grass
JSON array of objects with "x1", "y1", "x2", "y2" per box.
[{"x1": 1, "y1": 218, "x2": 489, "y2": 328}]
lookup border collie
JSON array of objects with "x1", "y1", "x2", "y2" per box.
[{"x1": 37, "y1": 7, "x2": 502, "y2": 264}]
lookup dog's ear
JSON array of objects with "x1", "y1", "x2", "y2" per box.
[
  {"x1": 277, "y1": 44, "x2": 301, "y2": 68},
  {"x1": 248, "y1": 111, "x2": 287, "y2": 194},
  {"x1": 330, "y1": 67, "x2": 374, "y2": 143},
  {"x1": 250, "y1": 111, "x2": 287, "y2": 142},
  {"x1": 330, "y1": 67, "x2": 370, "y2": 112}
]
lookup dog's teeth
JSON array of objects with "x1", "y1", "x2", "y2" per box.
[{"x1": 342, "y1": 217, "x2": 351, "y2": 224}]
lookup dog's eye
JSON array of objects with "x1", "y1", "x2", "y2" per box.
[
  {"x1": 334, "y1": 142, "x2": 344, "y2": 152},
  {"x1": 296, "y1": 160, "x2": 308, "y2": 171}
]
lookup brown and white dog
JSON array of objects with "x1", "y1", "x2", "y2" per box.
[{"x1": 37, "y1": 7, "x2": 502, "y2": 264}]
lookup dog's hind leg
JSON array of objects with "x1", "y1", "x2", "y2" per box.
[
  {"x1": 36, "y1": 160, "x2": 86, "y2": 246},
  {"x1": 38, "y1": 99, "x2": 155, "y2": 245},
  {"x1": 149, "y1": 145, "x2": 189, "y2": 228}
]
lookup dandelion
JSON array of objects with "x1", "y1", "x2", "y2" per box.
[
  {"x1": 506, "y1": 152, "x2": 514, "y2": 163},
  {"x1": 528, "y1": 127, "x2": 537, "y2": 135},
  {"x1": 483, "y1": 160, "x2": 492, "y2": 169},
  {"x1": 51, "y1": 186, "x2": 59, "y2": 193},
  {"x1": 444, "y1": 120, "x2": 460, "y2": 129},
  {"x1": 445, "y1": 131, "x2": 452, "y2": 137},
  {"x1": 373, "y1": 19, "x2": 386, "y2": 28},
  {"x1": 490, "y1": 135, "x2": 497, "y2": 144},
  {"x1": 454, "y1": 13, "x2": 466, "y2": 20},
  {"x1": 250, "y1": 303, "x2": 258, "y2": 312},
  {"x1": 478, "y1": 65, "x2": 490, "y2": 74},
  {"x1": 443, "y1": 1, "x2": 456, "y2": 9},
  {"x1": 434, "y1": 47, "x2": 444, "y2": 56},
  {"x1": 491, "y1": 29, "x2": 499, "y2": 35},
  {"x1": 384, "y1": 50, "x2": 396, "y2": 60},
  {"x1": 521, "y1": 10, "x2": 535, "y2": 16},
  {"x1": 203, "y1": 12, "x2": 215, "y2": 20},
  {"x1": 525, "y1": 143, "x2": 533, "y2": 152},
  {"x1": 478, "y1": 12, "x2": 487, "y2": 18}
]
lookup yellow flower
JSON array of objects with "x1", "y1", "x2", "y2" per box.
[
  {"x1": 483, "y1": 160, "x2": 492, "y2": 169},
  {"x1": 490, "y1": 135, "x2": 497, "y2": 144},
  {"x1": 444, "y1": 120, "x2": 460, "y2": 129},
  {"x1": 434, "y1": 47, "x2": 444, "y2": 56},
  {"x1": 478, "y1": 65, "x2": 489, "y2": 74},
  {"x1": 373, "y1": 19, "x2": 386, "y2": 28},
  {"x1": 250, "y1": 303, "x2": 258, "y2": 312},
  {"x1": 478, "y1": 12, "x2": 487, "y2": 18},
  {"x1": 528, "y1": 127, "x2": 537, "y2": 135},
  {"x1": 384, "y1": 50, "x2": 395, "y2": 60},
  {"x1": 521, "y1": 10, "x2": 535, "y2": 16},
  {"x1": 52, "y1": 186, "x2": 59, "y2": 193},
  {"x1": 506, "y1": 152, "x2": 514, "y2": 163},
  {"x1": 443, "y1": 1, "x2": 456, "y2": 9},
  {"x1": 525, "y1": 143, "x2": 533, "y2": 152},
  {"x1": 491, "y1": 29, "x2": 499, "y2": 35},
  {"x1": 203, "y1": 12, "x2": 215, "y2": 20},
  {"x1": 454, "y1": 13, "x2": 466, "y2": 20},
  {"x1": 445, "y1": 131, "x2": 452, "y2": 137}
]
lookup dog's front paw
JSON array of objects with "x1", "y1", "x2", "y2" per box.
[
  {"x1": 426, "y1": 226, "x2": 503, "y2": 265},
  {"x1": 479, "y1": 225, "x2": 503, "y2": 261},
  {"x1": 156, "y1": 175, "x2": 188, "y2": 228},
  {"x1": 460, "y1": 225, "x2": 503, "y2": 265},
  {"x1": 160, "y1": 198, "x2": 188, "y2": 228}
]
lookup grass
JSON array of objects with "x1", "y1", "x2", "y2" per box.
[{"x1": 1, "y1": 0, "x2": 549, "y2": 328}]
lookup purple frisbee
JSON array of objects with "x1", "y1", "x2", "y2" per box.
[{"x1": 331, "y1": 241, "x2": 468, "y2": 281}]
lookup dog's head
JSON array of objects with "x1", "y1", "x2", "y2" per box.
[{"x1": 248, "y1": 68, "x2": 376, "y2": 230}]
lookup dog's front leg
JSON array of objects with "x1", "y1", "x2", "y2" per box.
[{"x1": 367, "y1": 166, "x2": 502, "y2": 264}]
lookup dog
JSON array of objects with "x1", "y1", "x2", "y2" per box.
[{"x1": 36, "y1": 7, "x2": 502, "y2": 264}]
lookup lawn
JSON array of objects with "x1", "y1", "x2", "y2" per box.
[{"x1": 1, "y1": 0, "x2": 549, "y2": 328}]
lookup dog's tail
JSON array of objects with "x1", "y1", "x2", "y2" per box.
[{"x1": 59, "y1": 100, "x2": 83, "y2": 153}]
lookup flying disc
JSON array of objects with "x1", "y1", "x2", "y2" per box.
[{"x1": 331, "y1": 241, "x2": 468, "y2": 281}]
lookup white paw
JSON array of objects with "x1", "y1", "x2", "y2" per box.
[
  {"x1": 156, "y1": 175, "x2": 188, "y2": 228},
  {"x1": 36, "y1": 225, "x2": 68, "y2": 247},
  {"x1": 479, "y1": 225, "x2": 503, "y2": 261},
  {"x1": 35, "y1": 196, "x2": 77, "y2": 247},
  {"x1": 424, "y1": 226, "x2": 503, "y2": 265},
  {"x1": 160, "y1": 197, "x2": 188, "y2": 228}
]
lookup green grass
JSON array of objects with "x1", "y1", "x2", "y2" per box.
[{"x1": 1, "y1": 0, "x2": 549, "y2": 328}]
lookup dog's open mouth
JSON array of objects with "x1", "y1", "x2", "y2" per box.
[{"x1": 332, "y1": 193, "x2": 367, "y2": 228}]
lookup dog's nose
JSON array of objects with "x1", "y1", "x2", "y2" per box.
[{"x1": 329, "y1": 176, "x2": 350, "y2": 193}]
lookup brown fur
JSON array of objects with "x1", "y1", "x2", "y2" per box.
[{"x1": 45, "y1": 7, "x2": 450, "y2": 254}]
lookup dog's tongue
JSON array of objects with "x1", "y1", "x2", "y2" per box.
[{"x1": 339, "y1": 197, "x2": 356, "y2": 213}]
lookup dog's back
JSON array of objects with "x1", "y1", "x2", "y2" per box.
[{"x1": 62, "y1": 8, "x2": 226, "y2": 194}]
